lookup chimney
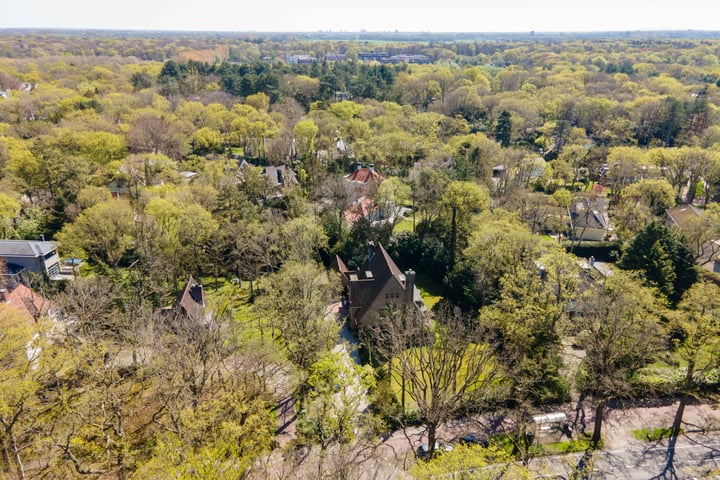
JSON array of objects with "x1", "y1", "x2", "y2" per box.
[
  {"x1": 367, "y1": 241, "x2": 375, "y2": 261},
  {"x1": 404, "y1": 269, "x2": 415, "y2": 303},
  {"x1": 0, "y1": 288, "x2": 8, "y2": 303},
  {"x1": 356, "y1": 162, "x2": 362, "y2": 171},
  {"x1": 369, "y1": 163, "x2": 375, "y2": 174}
]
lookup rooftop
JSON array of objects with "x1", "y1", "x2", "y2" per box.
[{"x1": 0, "y1": 240, "x2": 57, "y2": 257}]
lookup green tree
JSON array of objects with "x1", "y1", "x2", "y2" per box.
[
  {"x1": 619, "y1": 221, "x2": 698, "y2": 304},
  {"x1": 55, "y1": 199, "x2": 135, "y2": 268},
  {"x1": 494, "y1": 110, "x2": 512, "y2": 147},
  {"x1": 574, "y1": 271, "x2": 664, "y2": 447},
  {"x1": 293, "y1": 118, "x2": 319, "y2": 160},
  {"x1": 254, "y1": 261, "x2": 340, "y2": 404},
  {"x1": 670, "y1": 283, "x2": 720, "y2": 443},
  {"x1": 376, "y1": 176, "x2": 411, "y2": 229},
  {"x1": 437, "y1": 181, "x2": 490, "y2": 269}
]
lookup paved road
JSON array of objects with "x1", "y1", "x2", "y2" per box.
[{"x1": 532, "y1": 432, "x2": 720, "y2": 479}]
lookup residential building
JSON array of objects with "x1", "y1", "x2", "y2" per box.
[
  {"x1": 344, "y1": 163, "x2": 384, "y2": 225},
  {"x1": 261, "y1": 164, "x2": 300, "y2": 199},
  {"x1": 345, "y1": 163, "x2": 383, "y2": 201},
  {"x1": 336, "y1": 242, "x2": 425, "y2": 333},
  {"x1": 161, "y1": 276, "x2": 208, "y2": 323},
  {"x1": 0, "y1": 240, "x2": 61, "y2": 278},
  {"x1": 324, "y1": 54, "x2": 347, "y2": 62},
  {"x1": 569, "y1": 197, "x2": 611, "y2": 241},
  {"x1": 0, "y1": 282, "x2": 55, "y2": 324},
  {"x1": 287, "y1": 54, "x2": 317, "y2": 65}
]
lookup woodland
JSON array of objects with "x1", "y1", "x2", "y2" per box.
[{"x1": 2, "y1": 30, "x2": 720, "y2": 479}]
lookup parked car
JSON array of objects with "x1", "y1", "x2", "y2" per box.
[
  {"x1": 417, "y1": 441, "x2": 453, "y2": 457},
  {"x1": 459, "y1": 433, "x2": 489, "y2": 447}
]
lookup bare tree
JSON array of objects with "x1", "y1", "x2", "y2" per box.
[{"x1": 365, "y1": 305, "x2": 500, "y2": 459}]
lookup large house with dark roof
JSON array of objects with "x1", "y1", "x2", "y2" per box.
[
  {"x1": 336, "y1": 242, "x2": 425, "y2": 333},
  {"x1": 0, "y1": 240, "x2": 61, "y2": 278}
]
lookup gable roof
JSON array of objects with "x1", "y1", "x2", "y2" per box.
[
  {"x1": 0, "y1": 283, "x2": 53, "y2": 324},
  {"x1": 172, "y1": 276, "x2": 206, "y2": 321},
  {"x1": 345, "y1": 165, "x2": 383, "y2": 185},
  {"x1": 346, "y1": 242, "x2": 407, "y2": 325},
  {"x1": 344, "y1": 196, "x2": 378, "y2": 224},
  {"x1": 262, "y1": 165, "x2": 299, "y2": 188},
  {"x1": 665, "y1": 204, "x2": 703, "y2": 229},
  {"x1": 570, "y1": 198, "x2": 610, "y2": 230}
]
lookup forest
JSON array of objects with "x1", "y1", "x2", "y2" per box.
[{"x1": 2, "y1": 30, "x2": 720, "y2": 478}]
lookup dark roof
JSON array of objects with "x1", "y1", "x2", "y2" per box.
[
  {"x1": 0, "y1": 240, "x2": 57, "y2": 257},
  {"x1": 346, "y1": 242, "x2": 406, "y2": 324},
  {"x1": 262, "y1": 165, "x2": 299, "y2": 188}
]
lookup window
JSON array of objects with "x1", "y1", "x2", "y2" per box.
[{"x1": 47, "y1": 262, "x2": 60, "y2": 278}]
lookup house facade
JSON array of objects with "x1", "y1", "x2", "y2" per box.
[
  {"x1": 0, "y1": 240, "x2": 61, "y2": 278},
  {"x1": 336, "y1": 242, "x2": 425, "y2": 333}
]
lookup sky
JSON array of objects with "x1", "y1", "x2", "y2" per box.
[{"x1": 2, "y1": 0, "x2": 719, "y2": 33}]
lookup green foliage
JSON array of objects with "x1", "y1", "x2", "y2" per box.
[
  {"x1": 619, "y1": 220, "x2": 698, "y2": 304},
  {"x1": 134, "y1": 392, "x2": 274, "y2": 479},
  {"x1": 631, "y1": 427, "x2": 677, "y2": 442},
  {"x1": 412, "y1": 444, "x2": 532, "y2": 479}
]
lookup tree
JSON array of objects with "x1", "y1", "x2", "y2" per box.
[
  {"x1": 619, "y1": 221, "x2": 698, "y2": 304},
  {"x1": 670, "y1": 283, "x2": 720, "y2": 443},
  {"x1": 294, "y1": 119, "x2": 319, "y2": 160},
  {"x1": 254, "y1": 261, "x2": 340, "y2": 404},
  {"x1": 574, "y1": 270, "x2": 664, "y2": 446},
  {"x1": 437, "y1": 181, "x2": 490, "y2": 269},
  {"x1": 614, "y1": 179, "x2": 675, "y2": 239},
  {"x1": 296, "y1": 350, "x2": 375, "y2": 477},
  {"x1": 494, "y1": 110, "x2": 512, "y2": 147},
  {"x1": 366, "y1": 306, "x2": 500, "y2": 459},
  {"x1": 375, "y1": 177, "x2": 411, "y2": 229},
  {"x1": 55, "y1": 199, "x2": 135, "y2": 269},
  {"x1": 0, "y1": 192, "x2": 21, "y2": 238},
  {"x1": 0, "y1": 312, "x2": 58, "y2": 480},
  {"x1": 409, "y1": 167, "x2": 449, "y2": 233}
]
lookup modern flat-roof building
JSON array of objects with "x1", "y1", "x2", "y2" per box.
[{"x1": 0, "y1": 240, "x2": 61, "y2": 278}]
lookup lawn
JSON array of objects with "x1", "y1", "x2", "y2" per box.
[
  {"x1": 393, "y1": 217, "x2": 414, "y2": 234},
  {"x1": 415, "y1": 272, "x2": 443, "y2": 310}
]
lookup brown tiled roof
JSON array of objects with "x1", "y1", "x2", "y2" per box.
[
  {"x1": 1, "y1": 283, "x2": 52, "y2": 324},
  {"x1": 345, "y1": 167, "x2": 383, "y2": 184}
]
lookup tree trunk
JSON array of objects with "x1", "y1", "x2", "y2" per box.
[
  {"x1": 672, "y1": 359, "x2": 695, "y2": 439},
  {"x1": 449, "y1": 206, "x2": 457, "y2": 270},
  {"x1": 427, "y1": 423, "x2": 437, "y2": 459},
  {"x1": 11, "y1": 432, "x2": 26, "y2": 480},
  {"x1": 591, "y1": 400, "x2": 605, "y2": 446}
]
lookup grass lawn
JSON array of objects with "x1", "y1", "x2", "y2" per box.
[
  {"x1": 393, "y1": 217, "x2": 414, "y2": 234},
  {"x1": 632, "y1": 427, "x2": 677, "y2": 442},
  {"x1": 415, "y1": 272, "x2": 443, "y2": 310}
]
